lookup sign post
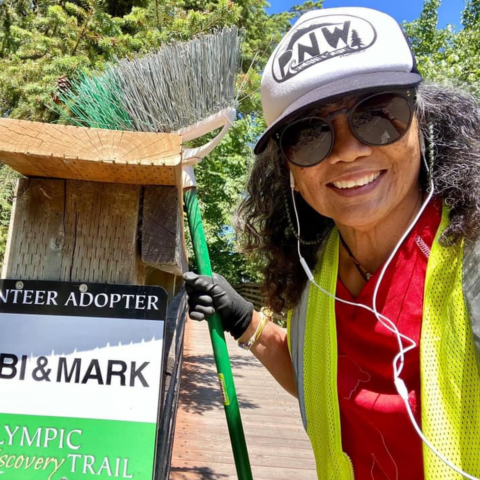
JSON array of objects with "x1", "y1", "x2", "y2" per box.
[{"x1": 0, "y1": 119, "x2": 189, "y2": 479}]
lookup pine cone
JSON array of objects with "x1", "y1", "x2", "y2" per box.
[{"x1": 52, "y1": 75, "x2": 72, "y2": 104}]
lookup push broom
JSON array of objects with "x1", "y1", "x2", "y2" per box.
[{"x1": 55, "y1": 27, "x2": 253, "y2": 479}]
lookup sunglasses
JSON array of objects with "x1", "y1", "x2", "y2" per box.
[{"x1": 278, "y1": 90, "x2": 415, "y2": 167}]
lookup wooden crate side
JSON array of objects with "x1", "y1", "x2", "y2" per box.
[{"x1": 2, "y1": 178, "x2": 146, "y2": 284}]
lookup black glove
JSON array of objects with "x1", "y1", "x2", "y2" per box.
[{"x1": 183, "y1": 272, "x2": 254, "y2": 340}]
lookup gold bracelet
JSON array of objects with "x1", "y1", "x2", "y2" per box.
[{"x1": 238, "y1": 308, "x2": 271, "y2": 351}]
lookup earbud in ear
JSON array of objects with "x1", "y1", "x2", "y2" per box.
[{"x1": 290, "y1": 171, "x2": 295, "y2": 189}]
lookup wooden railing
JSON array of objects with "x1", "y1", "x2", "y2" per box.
[{"x1": 235, "y1": 283, "x2": 287, "y2": 327}]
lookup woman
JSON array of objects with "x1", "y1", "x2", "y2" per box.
[{"x1": 184, "y1": 7, "x2": 480, "y2": 479}]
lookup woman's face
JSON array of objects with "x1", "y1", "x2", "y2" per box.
[{"x1": 287, "y1": 99, "x2": 422, "y2": 232}]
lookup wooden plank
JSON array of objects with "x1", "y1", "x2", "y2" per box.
[
  {"x1": 173, "y1": 432, "x2": 312, "y2": 449},
  {"x1": 174, "y1": 438, "x2": 316, "y2": 459},
  {"x1": 173, "y1": 450, "x2": 316, "y2": 470},
  {"x1": 1, "y1": 178, "x2": 65, "y2": 280},
  {"x1": 2, "y1": 178, "x2": 146, "y2": 284},
  {"x1": 146, "y1": 269, "x2": 177, "y2": 304},
  {"x1": 142, "y1": 186, "x2": 187, "y2": 276},
  {"x1": 0, "y1": 119, "x2": 182, "y2": 186},
  {"x1": 62, "y1": 180, "x2": 145, "y2": 283},
  {"x1": 170, "y1": 460, "x2": 316, "y2": 480}
]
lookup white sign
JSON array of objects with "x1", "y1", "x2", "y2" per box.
[{"x1": 0, "y1": 280, "x2": 168, "y2": 480}]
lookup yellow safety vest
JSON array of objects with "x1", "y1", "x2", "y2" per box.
[{"x1": 288, "y1": 205, "x2": 480, "y2": 479}]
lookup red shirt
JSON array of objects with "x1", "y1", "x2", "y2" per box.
[{"x1": 336, "y1": 199, "x2": 441, "y2": 480}]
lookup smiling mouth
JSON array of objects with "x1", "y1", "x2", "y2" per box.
[{"x1": 331, "y1": 172, "x2": 382, "y2": 189}]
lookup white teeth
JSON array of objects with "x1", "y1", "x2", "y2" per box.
[{"x1": 332, "y1": 172, "x2": 381, "y2": 189}]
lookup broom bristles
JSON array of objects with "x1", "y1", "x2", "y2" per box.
[{"x1": 55, "y1": 27, "x2": 242, "y2": 133}]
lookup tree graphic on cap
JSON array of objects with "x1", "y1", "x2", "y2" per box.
[{"x1": 350, "y1": 30, "x2": 364, "y2": 49}]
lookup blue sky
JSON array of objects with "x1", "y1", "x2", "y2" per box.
[{"x1": 267, "y1": 0, "x2": 466, "y2": 29}]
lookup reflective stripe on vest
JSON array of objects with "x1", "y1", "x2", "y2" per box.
[{"x1": 287, "y1": 205, "x2": 480, "y2": 479}]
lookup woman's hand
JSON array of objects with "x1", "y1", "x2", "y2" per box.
[
  {"x1": 184, "y1": 272, "x2": 297, "y2": 397},
  {"x1": 183, "y1": 272, "x2": 254, "y2": 340}
]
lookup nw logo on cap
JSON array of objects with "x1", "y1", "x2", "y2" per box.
[{"x1": 273, "y1": 15, "x2": 377, "y2": 83}]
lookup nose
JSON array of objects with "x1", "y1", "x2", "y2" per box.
[{"x1": 327, "y1": 116, "x2": 373, "y2": 164}]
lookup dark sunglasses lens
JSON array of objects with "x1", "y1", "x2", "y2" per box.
[
  {"x1": 352, "y1": 93, "x2": 412, "y2": 145},
  {"x1": 280, "y1": 118, "x2": 332, "y2": 166}
]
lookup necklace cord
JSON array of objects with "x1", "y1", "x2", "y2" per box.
[{"x1": 338, "y1": 233, "x2": 372, "y2": 281}]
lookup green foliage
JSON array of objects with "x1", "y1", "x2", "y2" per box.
[
  {"x1": 403, "y1": 0, "x2": 480, "y2": 95},
  {"x1": 461, "y1": 0, "x2": 480, "y2": 28},
  {"x1": 288, "y1": 0, "x2": 324, "y2": 16},
  {"x1": 0, "y1": 0, "x2": 297, "y2": 121},
  {"x1": 0, "y1": 166, "x2": 17, "y2": 264},
  {"x1": 403, "y1": 0, "x2": 443, "y2": 55},
  {"x1": 0, "y1": 0, "x2": 314, "y2": 281},
  {"x1": 193, "y1": 115, "x2": 266, "y2": 284},
  {"x1": 103, "y1": 0, "x2": 149, "y2": 18}
]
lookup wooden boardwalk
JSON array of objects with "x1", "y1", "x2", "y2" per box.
[{"x1": 170, "y1": 319, "x2": 317, "y2": 479}]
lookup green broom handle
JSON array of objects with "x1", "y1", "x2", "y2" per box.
[{"x1": 183, "y1": 188, "x2": 253, "y2": 480}]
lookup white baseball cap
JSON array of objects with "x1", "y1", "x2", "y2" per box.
[{"x1": 254, "y1": 7, "x2": 422, "y2": 154}]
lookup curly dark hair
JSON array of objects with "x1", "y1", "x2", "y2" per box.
[{"x1": 235, "y1": 82, "x2": 480, "y2": 313}]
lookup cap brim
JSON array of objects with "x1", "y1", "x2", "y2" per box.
[{"x1": 253, "y1": 71, "x2": 423, "y2": 155}]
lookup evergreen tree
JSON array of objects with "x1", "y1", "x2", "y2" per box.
[
  {"x1": 402, "y1": 0, "x2": 480, "y2": 93},
  {"x1": 350, "y1": 29, "x2": 363, "y2": 48},
  {"x1": 0, "y1": 0, "x2": 320, "y2": 282}
]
